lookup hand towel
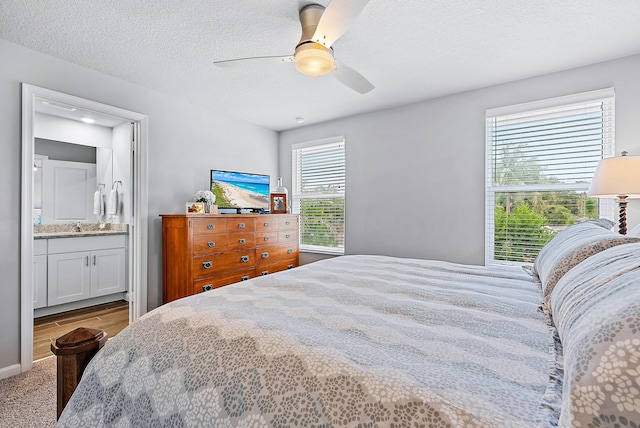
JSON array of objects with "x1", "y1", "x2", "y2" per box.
[
  {"x1": 93, "y1": 189, "x2": 102, "y2": 215},
  {"x1": 107, "y1": 189, "x2": 119, "y2": 216}
]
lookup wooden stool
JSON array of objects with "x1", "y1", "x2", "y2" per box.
[{"x1": 50, "y1": 327, "x2": 107, "y2": 419}]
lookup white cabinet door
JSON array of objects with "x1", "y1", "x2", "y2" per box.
[
  {"x1": 48, "y1": 251, "x2": 92, "y2": 306},
  {"x1": 90, "y1": 248, "x2": 126, "y2": 297},
  {"x1": 33, "y1": 254, "x2": 47, "y2": 309},
  {"x1": 42, "y1": 159, "x2": 96, "y2": 224}
]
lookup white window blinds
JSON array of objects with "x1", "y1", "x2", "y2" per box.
[
  {"x1": 292, "y1": 137, "x2": 345, "y2": 254},
  {"x1": 485, "y1": 90, "x2": 615, "y2": 264}
]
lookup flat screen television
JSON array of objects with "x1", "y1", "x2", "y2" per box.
[{"x1": 210, "y1": 169, "x2": 270, "y2": 212}]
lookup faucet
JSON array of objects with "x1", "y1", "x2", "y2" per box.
[{"x1": 75, "y1": 222, "x2": 82, "y2": 232}]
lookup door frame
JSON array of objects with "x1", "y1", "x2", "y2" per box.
[{"x1": 20, "y1": 83, "x2": 149, "y2": 372}]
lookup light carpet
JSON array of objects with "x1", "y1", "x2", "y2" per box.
[{"x1": 0, "y1": 356, "x2": 56, "y2": 427}]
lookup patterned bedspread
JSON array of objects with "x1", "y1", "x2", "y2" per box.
[{"x1": 58, "y1": 255, "x2": 557, "y2": 427}]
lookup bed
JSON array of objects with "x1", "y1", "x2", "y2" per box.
[{"x1": 57, "y1": 220, "x2": 640, "y2": 427}]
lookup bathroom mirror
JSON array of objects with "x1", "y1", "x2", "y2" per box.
[
  {"x1": 33, "y1": 98, "x2": 131, "y2": 226},
  {"x1": 34, "y1": 139, "x2": 99, "y2": 225}
]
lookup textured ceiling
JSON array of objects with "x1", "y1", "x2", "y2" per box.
[{"x1": 1, "y1": 0, "x2": 640, "y2": 131}]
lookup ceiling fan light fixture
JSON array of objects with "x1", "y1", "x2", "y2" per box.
[
  {"x1": 294, "y1": 43, "x2": 335, "y2": 76},
  {"x1": 213, "y1": 1, "x2": 374, "y2": 93}
]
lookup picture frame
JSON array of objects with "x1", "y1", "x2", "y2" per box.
[
  {"x1": 270, "y1": 193, "x2": 287, "y2": 214},
  {"x1": 186, "y1": 202, "x2": 205, "y2": 214}
]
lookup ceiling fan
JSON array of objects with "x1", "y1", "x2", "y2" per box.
[{"x1": 214, "y1": 0, "x2": 374, "y2": 94}]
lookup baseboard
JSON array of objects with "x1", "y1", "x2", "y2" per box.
[
  {"x1": 33, "y1": 355, "x2": 55, "y2": 365},
  {"x1": 0, "y1": 363, "x2": 21, "y2": 380}
]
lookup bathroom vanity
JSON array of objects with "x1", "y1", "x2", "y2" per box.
[{"x1": 33, "y1": 224, "x2": 128, "y2": 317}]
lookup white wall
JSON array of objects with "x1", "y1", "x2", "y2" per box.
[
  {"x1": 35, "y1": 113, "x2": 112, "y2": 147},
  {"x1": 97, "y1": 146, "x2": 113, "y2": 208},
  {"x1": 0, "y1": 39, "x2": 279, "y2": 372},
  {"x1": 110, "y1": 122, "x2": 131, "y2": 224},
  {"x1": 280, "y1": 54, "x2": 640, "y2": 265}
]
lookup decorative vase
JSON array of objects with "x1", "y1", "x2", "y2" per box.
[
  {"x1": 274, "y1": 177, "x2": 290, "y2": 213},
  {"x1": 274, "y1": 177, "x2": 288, "y2": 197}
]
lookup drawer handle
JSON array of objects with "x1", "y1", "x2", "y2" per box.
[
  {"x1": 207, "y1": 224, "x2": 215, "y2": 230},
  {"x1": 238, "y1": 223, "x2": 245, "y2": 229},
  {"x1": 285, "y1": 221, "x2": 291, "y2": 225},
  {"x1": 261, "y1": 252, "x2": 269, "y2": 259},
  {"x1": 261, "y1": 271, "x2": 269, "y2": 276},
  {"x1": 285, "y1": 234, "x2": 291, "y2": 239},
  {"x1": 207, "y1": 241, "x2": 215, "y2": 248},
  {"x1": 287, "y1": 264, "x2": 294, "y2": 269},
  {"x1": 202, "y1": 261, "x2": 213, "y2": 269},
  {"x1": 287, "y1": 248, "x2": 293, "y2": 254},
  {"x1": 238, "y1": 238, "x2": 246, "y2": 244},
  {"x1": 264, "y1": 222, "x2": 270, "y2": 227},
  {"x1": 264, "y1": 236, "x2": 270, "y2": 241},
  {"x1": 240, "y1": 255, "x2": 249, "y2": 263},
  {"x1": 241, "y1": 275, "x2": 249, "y2": 281},
  {"x1": 202, "y1": 284, "x2": 213, "y2": 292}
]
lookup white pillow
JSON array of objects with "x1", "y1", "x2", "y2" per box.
[
  {"x1": 532, "y1": 220, "x2": 639, "y2": 297},
  {"x1": 628, "y1": 222, "x2": 640, "y2": 236}
]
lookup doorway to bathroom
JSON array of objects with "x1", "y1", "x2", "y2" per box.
[{"x1": 21, "y1": 84, "x2": 149, "y2": 372}]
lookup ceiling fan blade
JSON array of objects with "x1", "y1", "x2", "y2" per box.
[
  {"x1": 333, "y1": 61, "x2": 374, "y2": 94},
  {"x1": 214, "y1": 55, "x2": 294, "y2": 68},
  {"x1": 312, "y1": 0, "x2": 369, "y2": 48}
]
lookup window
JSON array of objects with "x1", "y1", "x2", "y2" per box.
[
  {"x1": 486, "y1": 89, "x2": 615, "y2": 264},
  {"x1": 292, "y1": 137, "x2": 345, "y2": 254}
]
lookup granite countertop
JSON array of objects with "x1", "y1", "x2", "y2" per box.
[{"x1": 34, "y1": 223, "x2": 128, "y2": 239}]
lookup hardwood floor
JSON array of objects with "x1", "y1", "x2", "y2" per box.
[{"x1": 33, "y1": 300, "x2": 129, "y2": 361}]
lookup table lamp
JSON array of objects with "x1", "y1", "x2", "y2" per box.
[{"x1": 587, "y1": 151, "x2": 640, "y2": 234}]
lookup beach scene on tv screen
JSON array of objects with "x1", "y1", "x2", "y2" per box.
[{"x1": 211, "y1": 170, "x2": 270, "y2": 209}]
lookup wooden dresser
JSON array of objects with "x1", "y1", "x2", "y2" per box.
[{"x1": 161, "y1": 214, "x2": 299, "y2": 303}]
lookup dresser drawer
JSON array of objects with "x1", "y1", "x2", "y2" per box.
[
  {"x1": 278, "y1": 217, "x2": 297, "y2": 230},
  {"x1": 193, "y1": 235, "x2": 226, "y2": 254},
  {"x1": 255, "y1": 218, "x2": 278, "y2": 232},
  {"x1": 255, "y1": 245, "x2": 298, "y2": 269},
  {"x1": 226, "y1": 232, "x2": 256, "y2": 250},
  {"x1": 192, "y1": 218, "x2": 227, "y2": 235},
  {"x1": 193, "y1": 276, "x2": 227, "y2": 294},
  {"x1": 194, "y1": 270, "x2": 255, "y2": 294},
  {"x1": 193, "y1": 233, "x2": 255, "y2": 254},
  {"x1": 192, "y1": 249, "x2": 256, "y2": 278},
  {"x1": 256, "y1": 259, "x2": 298, "y2": 276},
  {"x1": 227, "y1": 218, "x2": 255, "y2": 232},
  {"x1": 278, "y1": 230, "x2": 298, "y2": 244},
  {"x1": 255, "y1": 232, "x2": 278, "y2": 246}
]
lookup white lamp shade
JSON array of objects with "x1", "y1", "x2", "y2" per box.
[
  {"x1": 588, "y1": 155, "x2": 640, "y2": 198},
  {"x1": 294, "y1": 43, "x2": 335, "y2": 76}
]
